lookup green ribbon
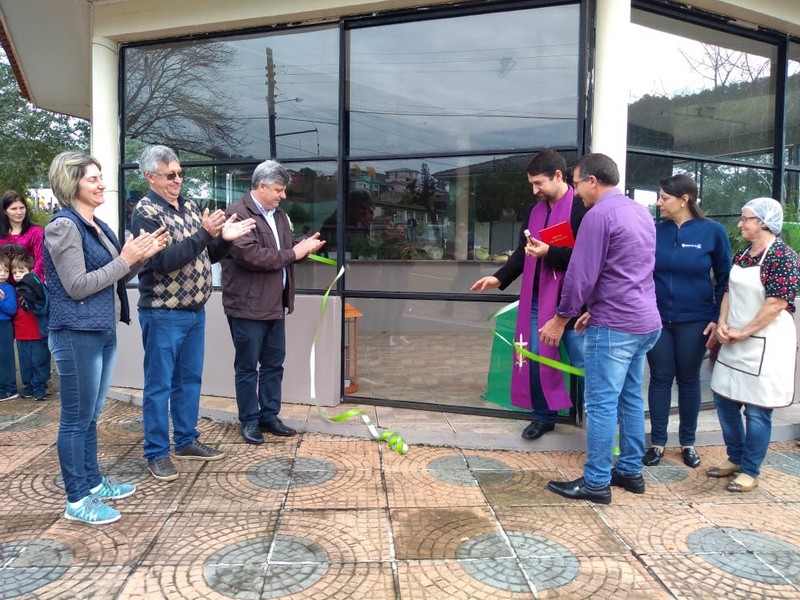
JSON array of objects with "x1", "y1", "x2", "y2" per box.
[
  {"x1": 319, "y1": 406, "x2": 409, "y2": 455},
  {"x1": 308, "y1": 253, "x2": 337, "y2": 266},
  {"x1": 487, "y1": 301, "x2": 586, "y2": 377},
  {"x1": 309, "y1": 263, "x2": 409, "y2": 455}
]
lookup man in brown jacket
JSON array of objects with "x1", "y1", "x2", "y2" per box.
[{"x1": 221, "y1": 160, "x2": 325, "y2": 444}]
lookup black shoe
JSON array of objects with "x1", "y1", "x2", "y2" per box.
[
  {"x1": 173, "y1": 440, "x2": 225, "y2": 461},
  {"x1": 148, "y1": 457, "x2": 179, "y2": 482},
  {"x1": 547, "y1": 477, "x2": 611, "y2": 504},
  {"x1": 610, "y1": 469, "x2": 645, "y2": 494},
  {"x1": 259, "y1": 418, "x2": 297, "y2": 437},
  {"x1": 241, "y1": 423, "x2": 265, "y2": 445},
  {"x1": 642, "y1": 446, "x2": 663, "y2": 466},
  {"x1": 521, "y1": 420, "x2": 555, "y2": 440},
  {"x1": 682, "y1": 447, "x2": 701, "y2": 468}
]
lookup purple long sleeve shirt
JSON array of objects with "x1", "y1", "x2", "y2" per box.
[{"x1": 556, "y1": 188, "x2": 661, "y2": 334}]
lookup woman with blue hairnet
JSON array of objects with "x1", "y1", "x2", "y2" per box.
[{"x1": 709, "y1": 197, "x2": 799, "y2": 492}]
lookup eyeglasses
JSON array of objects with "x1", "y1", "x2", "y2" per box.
[
  {"x1": 572, "y1": 177, "x2": 591, "y2": 185},
  {"x1": 157, "y1": 170, "x2": 184, "y2": 181},
  {"x1": 738, "y1": 216, "x2": 760, "y2": 223}
]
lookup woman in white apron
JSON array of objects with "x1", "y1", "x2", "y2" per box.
[{"x1": 709, "y1": 197, "x2": 798, "y2": 493}]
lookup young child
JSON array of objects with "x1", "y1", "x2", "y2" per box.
[
  {"x1": 0, "y1": 254, "x2": 18, "y2": 401},
  {"x1": 11, "y1": 253, "x2": 50, "y2": 401}
]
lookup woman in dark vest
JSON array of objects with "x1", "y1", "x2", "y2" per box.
[{"x1": 45, "y1": 151, "x2": 167, "y2": 525}]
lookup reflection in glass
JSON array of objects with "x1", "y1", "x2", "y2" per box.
[
  {"x1": 341, "y1": 153, "x2": 577, "y2": 293},
  {"x1": 123, "y1": 26, "x2": 339, "y2": 162},
  {"x1": 122, "y1": 161, "x2": 337, "y2": 290},
  {"x1": 784, "y1": 171, "x2": 800, "y2": 221},
  {"x1": 345, "y1": 297, "x2": 524, "y2": 412},
  {"x1": 626, "y1": 153, "x2": 773, "y2": 238},
  {"x1": 628, "y1": 9, "x2": 777, "y2": 160},
  {"x1": 786, "y1": 43, "x2": 800, "y2": 167},
  {"x1": 348, "y1": 4, "x2": 580, "y2": 156}
]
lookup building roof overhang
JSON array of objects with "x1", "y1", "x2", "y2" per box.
[{"x1": 0, "y1": 0, "x2": 93, "y2": 119}]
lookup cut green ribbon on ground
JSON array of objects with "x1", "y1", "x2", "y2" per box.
[
  {"x1": 488, "y1": 301, "x2": 586, "y2": 377},
  {"x1": 308, "y1": 263, "x2": 409, "y2": 455}
]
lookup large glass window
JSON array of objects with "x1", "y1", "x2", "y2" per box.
[
  {"x1": 338, "y1": 152, "x2": 576, "y2": 293},
  {"x1": 119, "y1": 2, "x2": 585, "y2": 414},
  {"x1": 123, "y1": 26, "x2": 339, "y2": 163},
  {"x1": 346, "y1": 297, "x2": 524, "y2": 410},
  {"x1": 785, "y1": 42, "x2": 800, "y2": 215},
  {"x1": 121, "y1": 160, "x2": 337, "y2": 290},
  {"x1": 626, "y1": 4, "x2": 788, "y2": 259},
  {"x1": 347, "y1": 4, "x2": 581, "y2": 156},
  {"x1": 628, "y1": 10, "x2": 777, "y2": 161},
  {"x1": 787, "y1": 42, "x2": 800, "y2": 168},
  {"x1": 121, "y1": 4, "x2": 583, "y2": 294},
  {"x1": 626, "y1": 153, "x2": 773, "y2": 252}
]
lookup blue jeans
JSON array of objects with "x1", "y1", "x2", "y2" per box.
[
  {"x1": 583, "y1": 326, "x2": 661, "y2": 487},
  {"x1": 646, "y1": 321, "x2": 707, "y2": 446},
  {"x1": 50, "y1": 329, "x2": 116, "y2": 502},
  {"x1": 714, "y1": 393, "x2": 772, "y2": 478},
  {"x1": 0, "y1": 320, "x2": 16, "y2": 395},
  {"x1": 228, "y1": 316, "x2": 285, "y2": 425},
  {"x1": 17, "y1": 338, "x2": 51, "y2": 397},
  {"x1": 139, "y1": 307, "x2": 205, "y2": 461},
  {"x1": 529, "y1": 299, "x2": 585, "y2": 423}
]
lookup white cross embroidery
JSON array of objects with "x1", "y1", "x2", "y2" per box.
[{"x1": 514, "y1": 333, "x2": 528, "y2": 372}]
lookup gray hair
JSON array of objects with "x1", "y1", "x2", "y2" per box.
[
  {"x1": 251, "y1": 160, "x2": 291, "y2": 189},
  {"x1": 573, "y1": 153, "x2": 620, "y2": 186},
  {"x1": 139, "y1": 145, "x2": 179, "y2": 176},
  {"x1": 48, "y1": 151, "x2": 102, "y2": 209},
  {"x1": 742, "y1": 197, "x2": 783, "y2": 235}
]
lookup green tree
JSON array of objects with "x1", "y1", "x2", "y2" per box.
[{"x1": 0, "y1": 54, "x2": 89, "y2": 194}]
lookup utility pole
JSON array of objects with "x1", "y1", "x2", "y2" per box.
[{"x1": 266, "y1": 47, "x2": 276, "y2": 159}]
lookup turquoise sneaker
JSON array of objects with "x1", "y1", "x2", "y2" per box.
[
  {"x1": 93, "y1": 477, "x2": 136, "y2": 500},
  {"x1": 64, "y1": 496, "x2": 121, "y2": 525}
]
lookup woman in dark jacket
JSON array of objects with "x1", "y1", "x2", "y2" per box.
[
  {"x1": 45, "y1": 151, "x2": 166, "y2": 525},
  {"x1": 644, "y1": 175, "x2": 731, "y2": 468}
]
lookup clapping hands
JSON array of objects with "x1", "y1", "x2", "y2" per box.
[
  {"x1": 120, "y1": 227, "x2": 169, "y2": 266},
  {"x1": 201, "y1": 208, "x2": 228, "y2": 237},
  {"x1": 221, "y1": 215, "x2": 257, "y2": 241},
  {"x1": 292, "y1": 232, "x2": 326, "y2": 261},
  {"x1": 201, "y1": 209, "x2": 256, "y2": 240}
]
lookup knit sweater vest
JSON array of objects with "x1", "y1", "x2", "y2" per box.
[
  {"x1": 133, "y1": 196, "x2": 212, "y2": 310},
  {"x1": 44, "y1": 209, "x2": 129, "y2": 331}
]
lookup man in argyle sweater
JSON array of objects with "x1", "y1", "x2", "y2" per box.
[{"x1": 130, "y1": 145, "x2": 255, "y2": 482}]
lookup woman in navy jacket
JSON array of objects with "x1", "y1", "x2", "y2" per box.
[{"x1": 643, "y1": 174, "x2": 731, "y2": 468}]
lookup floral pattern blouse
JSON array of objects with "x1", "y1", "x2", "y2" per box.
[{"x1": 733, "y1": 237, "x2": 799, "y2": 313}]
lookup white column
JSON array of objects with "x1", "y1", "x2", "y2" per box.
[
  {"x1": 91, "y1": 36, "x2": 121, "y2": 230},
  {"x1": 591, "y1": 0, "x2": 631, "y2": 188}
]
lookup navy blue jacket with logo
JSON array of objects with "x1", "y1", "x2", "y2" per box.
[{"x1": 653, "y1": 217, "x2": 731, "y2": 323}]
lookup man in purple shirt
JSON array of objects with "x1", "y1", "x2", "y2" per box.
[{"x1": 539, "y1": 153, "x2": 662, "y2": 504}]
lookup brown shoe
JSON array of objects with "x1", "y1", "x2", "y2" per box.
[
  {"x1": 707, "y1": 460, "x2": 740, "y2": 478},
  {"x1": 727, "y1": 473, "x2": 758, "y2": 492}
]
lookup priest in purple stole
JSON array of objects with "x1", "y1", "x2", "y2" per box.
[{"x1": 471, "y1": 150, "x2": 588, "y2": 440}]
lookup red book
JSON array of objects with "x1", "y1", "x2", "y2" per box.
[{"x1": 538, "y1": 220, "x2": 574, "y2": 248}]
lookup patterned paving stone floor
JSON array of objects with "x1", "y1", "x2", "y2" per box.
[{"x1": 2, "y1": 397, "x2": 800, "y2": 599}]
